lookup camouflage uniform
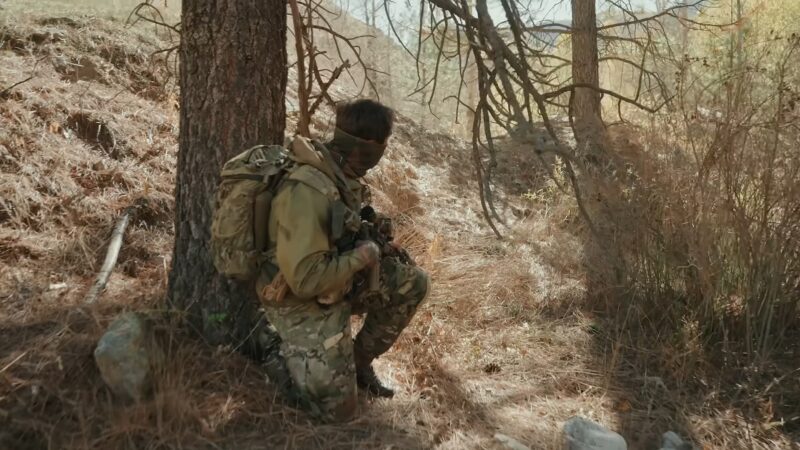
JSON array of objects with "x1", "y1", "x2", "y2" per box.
[{"x1": 256, "y1": 138, "x2": 430, "y2": 423}]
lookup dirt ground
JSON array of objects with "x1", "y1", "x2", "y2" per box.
[{"x1": 0, "y1": 5, "x2": 795, "y2": 450}]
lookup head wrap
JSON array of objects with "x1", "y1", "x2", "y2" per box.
[{"x1": 327, "y1": 128, "x2": 386, "y2": 178}]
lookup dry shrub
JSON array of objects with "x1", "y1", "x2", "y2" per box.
[
  {"x1": 581, "y1": 34, "x2": 800, "y2": 446},
  {"x1": 365, "y1": 163, "x2": 423, "y2": 217},
  {"x1": 608, "y1": 61, "x2": 800, "y2": 357}
]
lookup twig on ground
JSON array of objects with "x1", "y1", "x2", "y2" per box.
[
  {"x1": 0, "y1": 76, "x2": 34, "y2": 98},
  {"x1": 0, "y1": 351, "x2": 29, "y2": 375}
]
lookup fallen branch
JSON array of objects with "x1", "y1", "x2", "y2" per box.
[
  {"x1": 0, "y1": 76, "x2": 34, "y2": 99},
  {"x1": 0, "y1": 351, "x2": 28, "y2": 375},
  {"x1": 85, "y1": 207, "x2": 134, "y2": 304}
]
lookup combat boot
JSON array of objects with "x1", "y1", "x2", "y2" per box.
[{"x1": 355, "y1": 358, "x2": 394, "y2": 398}]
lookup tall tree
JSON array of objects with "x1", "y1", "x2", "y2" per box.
[
  {"x1": 362, "y1": 0, "x2": 380, "y2": 100},
  {"x1": 169, "y1": 0, "x2": 287, "y2": 348},
  {"x1": 570, "y1": 0, "x2": 605, "y2": 160},
  {"x1": 463, "y1": 0, "x2": 477, "y2": 137}
]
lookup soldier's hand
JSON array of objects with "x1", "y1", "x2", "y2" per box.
[
  {"x1": 355, "y1": 240, "x2": 380, "y2": 267},
  {"x1": 387, "y1": 241, "x2": 403, "y2": 252}
]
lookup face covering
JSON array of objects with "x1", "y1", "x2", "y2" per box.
[{"x1": 328, "y1": 128, "x2": 386, "y2": 178}]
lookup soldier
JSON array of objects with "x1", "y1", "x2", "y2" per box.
[{"x1": 256, "y1": 99, "x2": 430, "y2": 422}]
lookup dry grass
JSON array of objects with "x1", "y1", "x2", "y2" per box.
[
  {"x1": 0, "y1": 12, "x2": 605, "y2": 450},
  {"x1": 3, "y1": 9, "x2": 795, "y2": 450},
  {"x1": 0, "y1": 14, "x2": 177, "y2": 315},
  {"x1": 0, "y1": 12, "x2": 616, "y2": 449}
]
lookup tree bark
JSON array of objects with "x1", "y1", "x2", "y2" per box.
[
  {"x1": 570, "y1": 0, "x2": 605, "y2": 161},
  {"x1": 169, "y1": 0, "x2": 287, "y2": 349}
]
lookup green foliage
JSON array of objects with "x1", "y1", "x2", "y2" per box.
[{"x1": 207, "y1": 312, "x2": 228, "y2": 324}]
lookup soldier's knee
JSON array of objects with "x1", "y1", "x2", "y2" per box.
[
  {"x1": 412, "y1": 268, "x2": 431, "y2": 305},
  {"x1": 395, "y1": 267, "x2": 430, "y2": 307}
]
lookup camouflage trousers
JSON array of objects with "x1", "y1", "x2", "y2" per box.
[{"x1": 261, "y1": 257, "x2": 430, "y2": 422}]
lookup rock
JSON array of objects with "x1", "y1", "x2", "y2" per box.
[
  {"x1": 660, "y1": 431, "x2": 693, "y2": 450},
  {"x1": 94, "y1": 312, "x2": 163, "y2": 401},
  {"x1": 47, "y1": 282, "x2": 68, "y2": 291},
  {"x1": 494, "y1": 433, "x2": 530, "y2": 450},
  {"x1": 53, "y1": 56, "x2": 104, "y2": 83},
  {"x1": 29, "y1": 30, "x2": 66, "y2": 44},
  {"x1": 563, "y1": 417, "x2": 627, "y2": 450}
]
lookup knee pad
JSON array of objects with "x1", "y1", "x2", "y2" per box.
[{"x1": 415, "y1": 268, "x2": 432, "y2": 304}]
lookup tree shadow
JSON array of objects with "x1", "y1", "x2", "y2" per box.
[
  {"x1": 406, "y1": 359, "x2": 558, "y2": 448},
  {"x1": 537, "y1": 269, "x2": 800, "y2": 449},
  {"x1": 0, "y1": 302, "x2": 430, "y2": 450}
]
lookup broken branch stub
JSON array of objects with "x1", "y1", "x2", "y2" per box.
[{"x1": 84, "y1": 207, "x2": 133, "y2": 304}]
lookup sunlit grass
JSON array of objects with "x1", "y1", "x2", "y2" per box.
[{"x1": 3, "y1": 0, "x2": 180, "y2": 20}]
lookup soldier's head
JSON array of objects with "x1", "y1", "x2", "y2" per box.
[
  {"x1": 336, "y1": 99, "x2": 395, "y2": 144},
  {"x1": 332, "y1": 99, "x2": 395, "y2": 177}
]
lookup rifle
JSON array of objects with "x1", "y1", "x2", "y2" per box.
[
  {"x1": 356, "y1": 206, "x2": 415, "y2": 296},
  {"x1": 358, "y1": 206, "x2": 416, "y2": 266}
]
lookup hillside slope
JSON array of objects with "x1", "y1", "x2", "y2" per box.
[
  {"x1": 0, "y1": 11, "x2": 600, "y2": 450},
  {"x1": 3, "y1": 9, "x2": 788, "y2": 450}
]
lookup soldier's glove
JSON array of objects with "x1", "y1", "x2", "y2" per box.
[{"x1": 354, "y1": 240, "x2": 380, "y2": 268}]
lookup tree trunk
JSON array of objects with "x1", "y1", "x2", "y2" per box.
[
  {"x1": 169, "y1": 0, "x2": 287, "y2": 349},
  {"x1": 463, "y1": 0, "x2": 477, "y2": 138},
  {"x1": 569, "y1": 0, "x2": 623, "y2": 288},
  {"x1": 570, "y1": 0, "x2": 605, "y2": 162}
]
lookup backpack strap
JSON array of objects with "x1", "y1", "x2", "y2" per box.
[
  {"x1": 285, "y1": 137, "x2": 363, "y2": 249},
  {"x1": 287, "y1": 136, "x2": 360, "y2": 213},
  {"x1": 253, "y1": 159, "x2": 293, "y2": 253},
  {"x1": 286, "y1": 165, "x2": 341, "y2": 201},
  {"x1": 286, "y1": 164, "x2": 361, "y2": 248},
  {"x1": 312, "y1": 141, "x2": 361, "y2": 213}
]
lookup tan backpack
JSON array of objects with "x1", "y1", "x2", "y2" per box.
[{"x1": 210, "y1": 145, "x2": 292, "y2": 281}]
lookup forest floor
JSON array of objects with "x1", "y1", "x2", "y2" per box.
[{"x1": 0, "y1": 7, "x2": 794, "y2": 450}]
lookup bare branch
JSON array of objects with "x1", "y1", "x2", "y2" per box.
[
  {"x1": 0, "y1": 76, "x2": 34, "y2": 98},
  {"x1": 290, "y1": 0, "x2": 311, "y2": 136},
  {"x1": 544, "y1": 83, "x2": 672, "y2": 113},
  {"x1": 309, "y1": 62, "x2": 349, "y2": 116},
  {"x1": 127, "y1": 2, "x2": 181, "y2": 39},
  {"x1": 599, "y1": 1, "x2": 703, "y2": 31}
]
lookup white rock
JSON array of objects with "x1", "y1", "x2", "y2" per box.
[
  {"x1": 563, "y1": 417, "x2": 627, "y2": 450},
  {"x1": 494, "y1": 433, "x2": 531, "y2": 450},
  {"x1": 47, "y1": 282, "x2": 68, "y2": 291},
  {"x1": 660, "y1": 431, "x2": 693, "y2": 450}
]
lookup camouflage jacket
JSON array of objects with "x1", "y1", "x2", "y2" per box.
[{"x1": 260, "y1": 137, "x2": 369, "y2": 304}]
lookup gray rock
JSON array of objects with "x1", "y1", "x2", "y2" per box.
[
  {"x1": 494, "y1": 433, "x2": 531, "y2": 450},
  {"x1": 94, "y1": 312, "x2": 163, "y2": 401},
  {"x1": 52, "y1": 56, "x2": 104, "y2": 83},
  {"x1": 563, "y1": 417, "x2": 627, "y2": 450},
  {"x1": 660, "y1": 431, "x2": 693, "y2": 450}
]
